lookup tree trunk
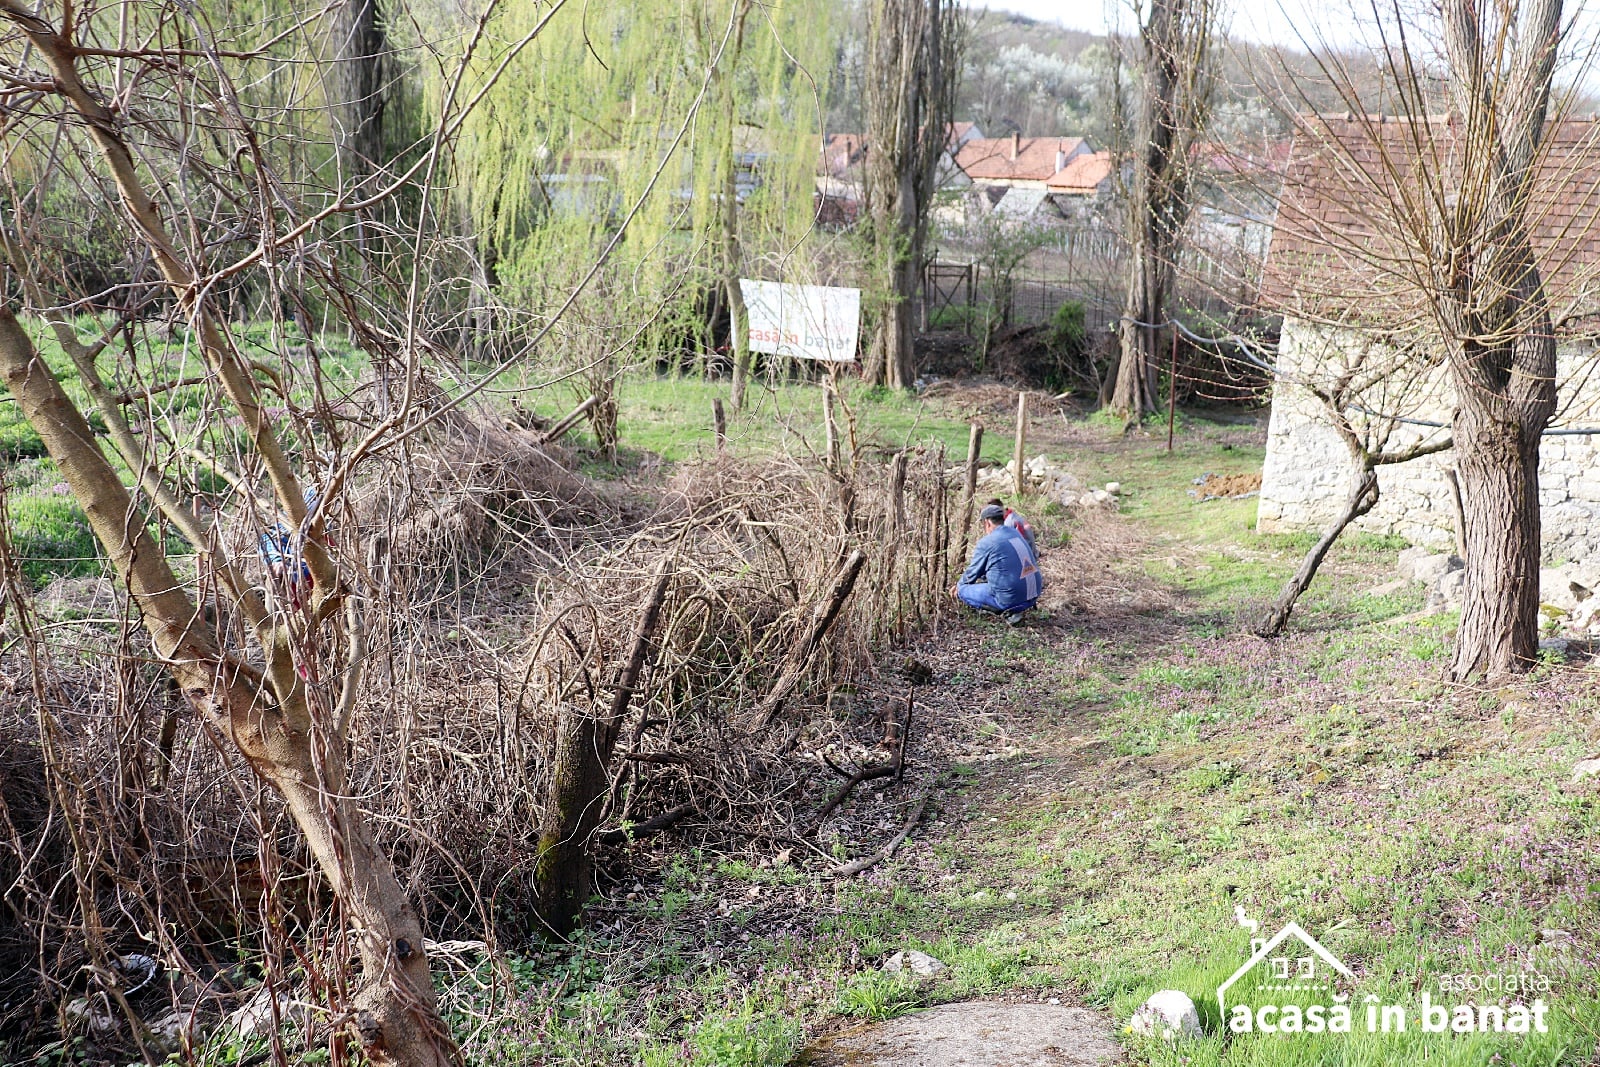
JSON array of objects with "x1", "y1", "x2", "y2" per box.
[
  {"x1": 1433, "y1": 0, "x2": 1560, "y2": 681},
  {"x1": 536, "y1": 562, "x2": 673, "y2": 934},
  {"x1": 862, "y1": 0, "x2": 957, "y2": 389},
  {"x1": 880, "y1": 238, "x2": 920, "y2": 389},
  {"x1": 1107, "y1": 0, "x2": 1211, "y2": 421},
  {"x1": 1450, "y1": 394, "x2": 1546, "y2": 679},
  {"x1": 1113, "y1": 290, "x2": 1161, "y2": 420},
  {"x1": 718, "y1": 1, "x2": 753, "y2": 410},
  {"x1": 0, "y1": 312, "x2": 450, "y2": 1067},
  {"x1": 1256, "y1": 466, "x2": 1379, "y2": 638},
  {"x1": 329, "y1": 0, "x2": 388, "y2": 185}
]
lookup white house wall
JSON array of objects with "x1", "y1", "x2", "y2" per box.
[{"x1": 1258, "y1": 318, "x2": 1600, "y2": 565}]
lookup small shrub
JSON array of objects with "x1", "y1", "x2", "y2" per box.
[
  {"x1": 690, "y1": 998, "x2": 803, "y2": 1065},
  {"x1": 837, "y1": 971, "x2": 921, "y2": 1021},
  {"x1": 1046, "y1": 300, "x2": 1087, "y2": 357}
]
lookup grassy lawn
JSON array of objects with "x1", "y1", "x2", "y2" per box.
[{"x1": 610, "y1": 373, "x2": 1019, "y2": 466}]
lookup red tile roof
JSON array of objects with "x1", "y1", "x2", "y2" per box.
[
  {"x1": 1191, "y1": 139, "x2": 1293, "y2": 177},
  {"x1": 818, "y1": 133, "x2": 865, "y2": 177},
  {"x1": 1262, "y1": 116, "x2": 1600, "y2": 319},
  {"x1": 948, "y1": 121, "x2": 978, "y2": 145},
  {"x1": 955, "y1": 136, "x2": 1087, "y2": 182},
  {"x1": 1046, "y1": 151, "x2": 1113, "y2": 194}
]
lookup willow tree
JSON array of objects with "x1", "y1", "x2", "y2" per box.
[
  {"x1": 1265, "y1": 0, "x2": 1579, "y2": 678},
  {"x1": 448, "y1": 0, "x2": 830, "y2": 410},
  {"x1": 1108, "y1": 0, "x2": 1217, "y2": 421},
  {"x1": 861, "y1": 0, "x2": 962, "y2": 389},
  {"x1": 443, "y1": 0, "x2": 829, "y2": 926}
]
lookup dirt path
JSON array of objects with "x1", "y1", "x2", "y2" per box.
[{"x1": 783, "y1": 503, "x2": 1194, "y2": 1065}]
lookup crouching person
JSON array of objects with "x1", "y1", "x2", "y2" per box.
[{"x1": 951, "y1": 503, "x2": 1041, "y2": 624}]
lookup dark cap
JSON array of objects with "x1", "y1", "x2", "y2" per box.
[{"x1": 979, "y1": 503, "x2": 1005, "y2": 522}]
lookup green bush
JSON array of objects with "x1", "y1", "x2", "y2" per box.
[
  {"x1": 1040, "y1": 300, "x2": 1089, "y2": 392},
  {"x1": 1046, "y1": 300, "x2": 1087, "y2": 359}
]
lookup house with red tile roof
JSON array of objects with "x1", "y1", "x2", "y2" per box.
[
  {"x1": 1257, "y1": 115, "x2": 1600, "y2": 567},
  {"x1": 1044, "y1": 151, "x2": 1113, "y2": 198},
  {"x1": 954, "y1": 134, "x2": 1090, "y2": 188}
]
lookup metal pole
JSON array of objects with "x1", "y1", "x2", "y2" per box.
[{"x1": 1166, "y1": 323, "x2": 1178, "y2": 453}]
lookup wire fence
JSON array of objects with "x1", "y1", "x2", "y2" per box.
[{"x1": 924, "y1": 220, "x2": 1262, "y2": 338}]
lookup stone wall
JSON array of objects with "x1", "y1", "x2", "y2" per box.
[{"x1": 1257, "y1": 318, "x2": 1600, "y2": 566}]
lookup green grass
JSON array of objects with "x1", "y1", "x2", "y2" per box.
[
  {"x1": 1, "y1": 316, "x2": 364, "y2": 588},
  {"x1": 606, "y1": 373, "x2": 1014, "y2": 466}
]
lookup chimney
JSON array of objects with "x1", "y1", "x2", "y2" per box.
[
  {"x1": 1011, "y1": 131, "x2": 1020, "y2": 161},
  {"x1": 1055, "y1": 147, "x2": 1067, "y2": 172}
]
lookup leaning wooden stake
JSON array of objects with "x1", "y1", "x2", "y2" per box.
[
  {"x1": 713, "y1": 398, "x2": 727, "y2": 452},
  {"x1": 886, "y1": 450, "x2": 909, "y2": 532},
  {"x1": 541, "y1": 394, "x2": 599, "y2": 444},
  {"x1": 1256, "y1": 469, "x2": 1379, "y2": 638},
  {"x1": 537, "y1": 558, "x2": 674, "y2": 934},
  {"x1": 1012, "y1": 391, "x2": 1028, "y2": 499},
  {"x1": 755, "y1": 549, "x2": 868, "y2": 729}
]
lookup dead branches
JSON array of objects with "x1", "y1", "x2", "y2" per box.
[{"x1": 753, "y1": 548, "x2": 869, "y2": 730}]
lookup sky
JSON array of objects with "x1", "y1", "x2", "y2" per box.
[
  {"x1": 975, "y1": 0, "x2": 1361, "y2": 50},
  {"x1": 977, "y1": 0, "x2": 1600, "y2": 91}
]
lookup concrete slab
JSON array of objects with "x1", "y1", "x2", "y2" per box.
[{"x1": 799, "y1": 1001, "x2": 1120, "y2": 1066}]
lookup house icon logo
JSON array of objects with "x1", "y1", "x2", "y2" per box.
[{"x1": 1217, "y1": 913, "x2": 1354, "y2": 1030}]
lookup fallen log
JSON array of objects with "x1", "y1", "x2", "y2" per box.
[
  {"x1": 540, "y1": 394, "x2": 599, "y2": 444},
  {"x1": 596, "y1": 801, "x2": 698, "y2": 846}
]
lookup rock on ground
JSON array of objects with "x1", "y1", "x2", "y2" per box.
[
  {"x1": 1128, "y1": 989, "x2": 1201, "y2": 1039},
  {"x1": 800, "y1": 1002, "x2": 1119, "y2": 1066},
  {"x1": 1425, "y1": 569, "x2": 1466, "y2": 613},
  {"x1": 882, "y1": 950, "x2": 947, "y2": 978},
  {"x1": 1397, "y1": 548, "x2": 1462, "y2": 586}
]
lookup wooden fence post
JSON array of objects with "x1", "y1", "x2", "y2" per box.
[{"x1": 1013, "y1": 392, "x2": 1028, "y2": 499}]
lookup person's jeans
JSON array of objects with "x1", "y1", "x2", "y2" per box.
[{"x1": 956, "y1": 582, "x2": 1034, "y2": 614}]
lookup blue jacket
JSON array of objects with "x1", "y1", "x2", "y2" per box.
[{"x1": 960, "y1": 524, "x2": 1041, "y2": 609}]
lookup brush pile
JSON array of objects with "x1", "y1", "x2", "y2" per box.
[{"x1": 0, "y1": 410, "x2": 963, "y2": 1059}]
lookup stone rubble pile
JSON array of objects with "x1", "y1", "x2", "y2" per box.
[
  {"x1": 1390, "y1": 545, "x2": 1600, "y2": 636},
  {"x1": 967, "y1": 454, "x2": 1120, "y2": 510}
]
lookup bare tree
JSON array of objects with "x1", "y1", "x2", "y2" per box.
[
  {"x1": 1108, "y1": 0, "x2": 1217, "y2": 421},
  {"x1": 861, "y1": 0, "x2": 962, "y2": 389},
  {"x1": 1434, "y1": 0, "x2": 1563, "y2": 678},
  {"x1": 0, "y1": 2, "x2": 463, "y2": 1060},
  {"x1": 1254, "y1": 333, "x2": 1452, "y2": 636},
  {"x1": 1264, "y1": 0, "x2": 1587, "y2": 677}
]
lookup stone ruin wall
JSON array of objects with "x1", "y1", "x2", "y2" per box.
[{"x1": 1257, "y1": 318, "x2": 1600, "y2": 571}]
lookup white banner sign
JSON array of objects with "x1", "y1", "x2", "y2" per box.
[{"x1": 739, "y1": 280, "x2": 860, "y2": 363}]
